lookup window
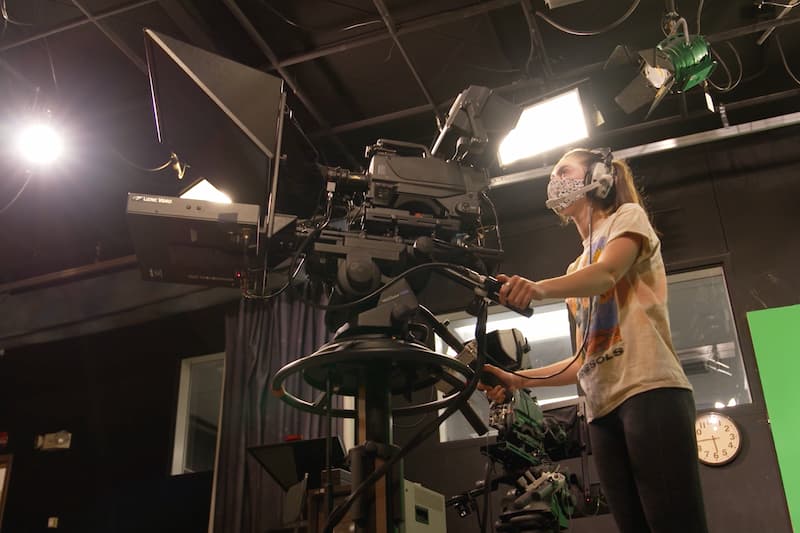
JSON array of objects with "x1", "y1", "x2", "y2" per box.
[
  {"x1": 436, "y1": 301, "x2": 576, "y2": 442},
  {"x1": 667, "y1": 267, "x2": 751, "y2": 409},
  {"x1": 172, "y1": 353, "x2": 225, "y2": 475},
  {"x1": 436, "y1": 266, "x2": 750, "y2": 442}
]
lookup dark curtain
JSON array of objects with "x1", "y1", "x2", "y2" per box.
[{"x1": 213, "y1": 293, "x2": 340, "y2": 533}]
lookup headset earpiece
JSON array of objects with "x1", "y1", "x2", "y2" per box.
[{"x1": 585, "y1": 148, "x2": 614, "y2": 200}]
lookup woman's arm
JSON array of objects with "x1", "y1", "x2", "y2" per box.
[
  {"x1": 498, "y1": 233, "x2": 642, "y2": 309},
  {"x1": 479, "y1": 355, "x2": 581, "y2": 402}
]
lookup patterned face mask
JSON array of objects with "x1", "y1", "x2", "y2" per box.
[{"x1": 546, "y1": 174, "x2": 586, "y2": 211}]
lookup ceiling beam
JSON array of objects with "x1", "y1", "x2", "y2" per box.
[
  {"x1": 371, "y1": 0, "x2": 443, "y2": 127},
  {"x1": 0, "y1": 0, "x2": 156, "y2": 54},
  {"x1": 706, "y1": 14, "x2": 800, "y2": 43},
  {"x1": 271, "y1": 0, "x2": 520, "y2": 69},
  {"x1": 313, "y1": 15, "x2": 800, "y2": 137},
  {"x1": 70, "y1": 0, "x2": 147, "y2": 74},
  {"x1": 157, "y1": 0, "x2": 219, "y2": 52},
  {"x1": 220, "y1": 0, "x2": 361, "y2": 170},
  {"x1": 520, "y1": 0, "x2": 553, "y2": 79}
]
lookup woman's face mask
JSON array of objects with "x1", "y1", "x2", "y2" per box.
[{"x1": 546, "y1": 159, "x2": 586, "y2": 212}]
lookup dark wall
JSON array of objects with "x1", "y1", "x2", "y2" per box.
[
  {"x1": 0, "y1": 304, "x2": 229, "y2": 533},
  {"x1": 3, "y1": 126, "x2": 798, "y2": 533},
  {"x1": 408, "y1": 126, "x2": 800, "y2": 532}
]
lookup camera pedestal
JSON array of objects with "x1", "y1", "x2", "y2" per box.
[{"x1": 272, "y1": 330, "x2": 474, "y2": 533}]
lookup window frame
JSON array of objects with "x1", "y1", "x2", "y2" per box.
[
  {"x1": 171, "y1": 352, "x2": 225, "y2": 476},
  {"x1": 435, "y1": 264, "x2": 752, "y2": 442}
]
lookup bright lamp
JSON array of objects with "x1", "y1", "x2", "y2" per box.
[
  {"x1": 498, "y1": 88, "x2": 589, "y2": 167},
  {"x1": 16, "y1": 123, "x2": 64, "y2": 165},
  {"x1": 179, "y1": 179, "x2": 232, "y2": 204}
]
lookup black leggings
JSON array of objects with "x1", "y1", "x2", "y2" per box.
[{"x1": 588, "y1": 388, "x2": 709, "y2": 533}]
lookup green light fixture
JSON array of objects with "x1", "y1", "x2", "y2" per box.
[{"x1": 608, "y1": 22, "x2": 717, "y2": 119}]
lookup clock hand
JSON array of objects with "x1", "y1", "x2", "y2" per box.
[{"x1": 711, "y1": 435, "x2": 718, "y2": 452}]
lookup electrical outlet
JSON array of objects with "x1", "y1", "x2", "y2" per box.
[{"x1": 35, "y1": 431, "x2": 71, "y2": 451}]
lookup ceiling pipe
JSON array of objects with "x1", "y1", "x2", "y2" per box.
[
  {"x1": 371, "y1": 0, "x2": 445, "y2": 127},
  {"x1": 489, "y1": 101, "x2": 800, "y2": 188},
  {"x1": 0, "y1": 256, "x2": 139, "y2": 295},
  {"x1": 0, "y1": 0, "x2": 157, "y2": 54},
  {"x1": 221, "y1": 0, "x2": 362, "y2": 170},
  {"x1": 519, "y1": 0, "x2": 553, "y2": 80},
  {"x1": 70, "y1": 0, "x2": 148, "y2": 74}
]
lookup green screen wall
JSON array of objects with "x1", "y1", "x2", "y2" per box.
[{"x1": 748, "y1": 304, "x2": 800, "y2": 531}]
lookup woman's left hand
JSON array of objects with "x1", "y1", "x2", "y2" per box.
[{"x1": 497, "y1": 274, "x2": 546, "y2": 309}]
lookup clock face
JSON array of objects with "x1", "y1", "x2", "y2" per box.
[{"x1": 695, "y1": 412, "x2": 741, "y2": 466}]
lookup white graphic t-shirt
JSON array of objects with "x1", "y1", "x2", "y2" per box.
[{"x1": 565, "y1": 203, "x2": 691, "y2": 421}]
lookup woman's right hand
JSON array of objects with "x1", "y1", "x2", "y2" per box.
[{"x1": 477, "y1": 364, "x2": 519, "y2": 403}]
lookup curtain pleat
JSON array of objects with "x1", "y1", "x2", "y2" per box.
[{"x1": 213, "y1": 293, "x2": 339, "y2": 532}]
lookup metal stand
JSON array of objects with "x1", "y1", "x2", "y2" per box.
[{"x1": 272, "y1": 330, "x2": 474, "y2": 533}]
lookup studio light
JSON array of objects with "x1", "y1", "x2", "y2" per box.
[
  {"x1": 179, "y1": 178, "x2": 232, "y2": 203},
  {"x1": 497, "y1": 88, "x2": 589, "y2": 167},
  {"x1": 16, "y1": 123, "x2": 64, "y2": 165},
  {"x1": 608, "y1": 22, "x2": 716, "y2": 118}
]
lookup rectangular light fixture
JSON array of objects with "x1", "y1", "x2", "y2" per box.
[{"x1": 498, "y1": 88, "x2": 589, "y2": 167}]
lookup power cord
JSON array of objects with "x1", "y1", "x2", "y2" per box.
[
  {"x1": 535, "y1": 0, "x2": 640, "y2": 37},
  {"x1": 0, "y1": 173, "x2": 31, "y2": 214}
]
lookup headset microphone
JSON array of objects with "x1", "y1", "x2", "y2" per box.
[
  {"x1": 544, "y1": 179, "x2": 610, "y2": 209},
  {"x1": 545, "y1": 148, "x2": 615, "y2": 210}
]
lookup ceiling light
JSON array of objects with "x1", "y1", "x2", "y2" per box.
[
  {"x1": 497, "y1": 88, "x2": 589, "y2": 167},
  {"x1": 179, "y1": 179, "x2": 232, "y2": 204},
  {"x1": 16, "y1": 123, "x2": 64, "y2": 165},
  {"x1": 609, "y1": 22, "x2": 716, "y2": 118}
]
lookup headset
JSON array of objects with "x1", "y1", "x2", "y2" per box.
[
  {"x1": 544, "y1": 147, "x2": 616, "y2": 210},
  {"x1": 586, "y1": 147, "x2": 615, "y2": 200}
]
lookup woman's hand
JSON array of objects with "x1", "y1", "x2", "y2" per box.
[
  {"x1": 477, "y1": 364, "x2": 519, "y2": 404},
  {"x1": 497, "y1": 274, "x2": 546, "y2": 309}
]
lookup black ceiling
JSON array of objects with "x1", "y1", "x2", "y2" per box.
[{"x1": 1, "y1": 0, "x2": 799, "y2": 285}]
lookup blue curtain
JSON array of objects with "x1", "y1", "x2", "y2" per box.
[{"x1": 213, "y1": 293, "x2": 339, "y2": 532}]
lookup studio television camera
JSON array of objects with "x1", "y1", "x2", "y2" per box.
[
  {"x1": 127, "y1": 30, "x2": 528, "y2": 329},
  {"x1": 126, "y1": 30, "x2": 595, "y2": 533}
]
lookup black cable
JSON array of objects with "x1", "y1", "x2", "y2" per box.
[
  {"x1": 302, "y1": 262, "x2": 471, "y2": 311},
  {"x1": 775, "y1": 33, "x2": 800, "y2": 86},
  {"x1": 697, "y1": 0, "x2": 705, "y2": 33},
  {"x1": 709, "y1": 43, "x2": 742, "y2": 93},
  {"x1": 480, "y1": 190, "x2": 503, "y2": 251},
  {"x1": 244, "y1": 198, "x2": 333, "y2": 300},
  {"x1": 112, "y1": 148, "x2": 185, "y2": 177},
  {"x1": 535, "y1": 0, "x2": 640, "y2": 37},
  {"x1": 322, "y1": 301, "x2": 489, "y2": 533},
  {"x1": 392, "y1": 388, "x2": 436, "y2": 429},
  {"x1": 1, "y1": 0, "x2": 31, "y2": 25},
  {"x1": 509, "y1": 204, "x2": 596, "y2": 382},
  {"x1": 42, "y1": 37, "x2": 59, "y2": 93},
  {"x1": 259, "y1": 0, "x2": 380, "y2": 33},
  {"x1": 0, "y1": 173, "x2": 31, "y2": 214},
  {"x1": 480, "y1": 449, "x2": 493, "y2": 533}
]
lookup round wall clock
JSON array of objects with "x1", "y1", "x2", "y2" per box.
[{"x1": 695, "y1": 411, "x2": 742, "y2": 466}]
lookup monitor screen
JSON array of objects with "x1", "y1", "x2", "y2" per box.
[{"x1": 248, "y1": 437, "x2": 347, "y2": 491}]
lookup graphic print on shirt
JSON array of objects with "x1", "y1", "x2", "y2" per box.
[{"x1": 568, "y1": 236, "x2": 624, "y2": 377}]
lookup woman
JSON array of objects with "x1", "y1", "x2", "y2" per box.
[{"x1": 480, "y1": 148, "x2": 708, "y2": 533}]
